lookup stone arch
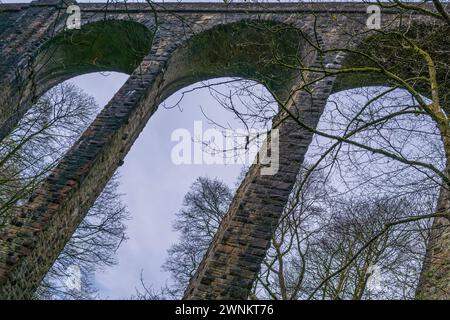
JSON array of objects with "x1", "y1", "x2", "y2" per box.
[
  {"x1": 32, "y1": 19, "x2": 154, "y2": 105},
  {"x1": 150, "y1": 20, "x2": 338, "y2": 300},
  {"x1": 328, "y1": 21, "x2": 450, "y2": 300},
  {"x1": 156, "y1": 19, "x2": 317, "y2": 105},
  {"x1": 2, "y1": 1, "x2": 448, "y2": 300},
  {"x1": 332, "y1": 21, "x2": 450, "y2": 106},
  {"x1": 0, "y1": 18, "x2": 154, "y2": 142}
]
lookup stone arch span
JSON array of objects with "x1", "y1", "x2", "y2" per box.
[
  {"x1": 0, "y1": 18, "x2": 153, "y2": 143},
  {"x1": 157, "y1": 19, "x2": 315, "y2": 103},
  {"x1": 330, "y1": 21, "x2": 450, "y2": 299},
  {"x1": 159, "y1": 20, "x2": 327, "y2": 299},
  {"x1": 33, "y1": 19, "x2": 153, "y2": 97}
]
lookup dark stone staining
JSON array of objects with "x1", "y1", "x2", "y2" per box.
[
  {"x1": 334, "y1": 22, "x2": 450, "y2": 102},
  {"x1": 34, "y1": 20, "x2": 154, "y2": 86},
  {"x1": 0, "y1": 13, "x2": 19, "y2": 37},
  {"x1": 1, "y1": 18, "x2": 154, "y2": 142},
  {"x1": 0, "y1": 17, "x2": 156, "y2": 300},
  {"x1": 181, "y1": 21, "x2": 303, "y2": 101}
]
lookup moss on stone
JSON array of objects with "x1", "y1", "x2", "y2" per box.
[
  {"x1": 35, "y1": 20, "x2": 153, "y2": 82},
  {"x1": 335, "y1": 22, "x2": 450, "y2": 103},
  {"x1": 185, "y1": 20, "x2": 302, "y2": 99}
]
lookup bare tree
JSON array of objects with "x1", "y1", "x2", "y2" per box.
[
  {"x1": 0, "y1": 83, "x2": 96, "y2": 220},
  {"x1": 3, "y1": 0, "x2": 448, "y2": 300},
  {"x1": 36, "y1": 174, "x2": 129, "y2": 300},
  {"x1": 303, "y1": 196, "x2": 431, "y2": 300},
  {"x1": 162, "y1": 177, "x2": 233, "y2": 297},
  {"x1": 253, "y1": 166, "x2": 334, "y2": 300},
  {"x1": 163, "y1": 170, "x2": 430, "y2": 300},
  {"x1": 0, "y1": 82, "x2": 129, "y2": 299}
]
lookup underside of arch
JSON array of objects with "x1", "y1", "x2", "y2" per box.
[
  {"x1": 33, "y1": 19, "x2": 154, "y2": 96},
  {"x1": 159, "y1": 20, "x2": 313, "y2": 104},
  {"x1": 333, "y1": 22, "x2": 450, "y2": 109},
  {"x1": 0, "y1": 18, "x2": 154, "y2": 143}
]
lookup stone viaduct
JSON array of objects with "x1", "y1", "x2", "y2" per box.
[{"x1": 0, "y1": 1, "x2": 448, "y2": 299}]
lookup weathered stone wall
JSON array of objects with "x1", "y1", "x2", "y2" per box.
[
  {"x1": 416, "y1": 171, "x2": 450, "y2": 300},
  {"x1": 0, "y1": 0, "x2": 446, "y2": 300}
]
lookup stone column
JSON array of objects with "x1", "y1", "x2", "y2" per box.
[
  {"x1": 184, "y1": 58, "x2": 341, "y2": 299},
  {"x1": 416, "y1": 177, "x2": 450, "y2": 299}
]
